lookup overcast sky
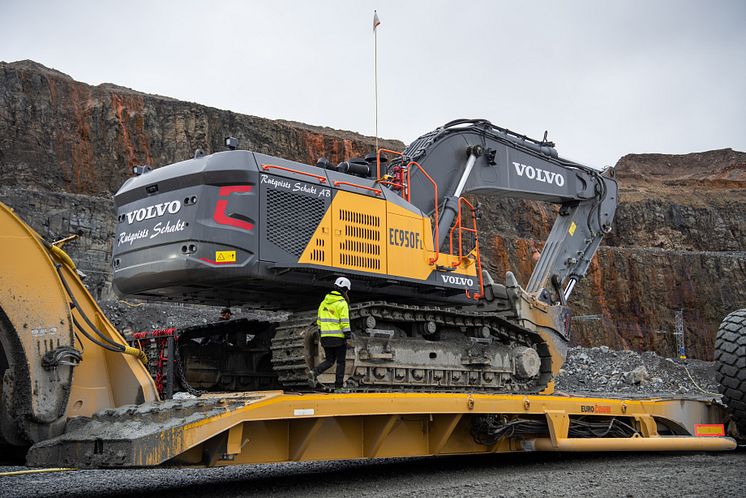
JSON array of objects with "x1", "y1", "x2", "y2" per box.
[{"x1": 1, "y1": 0, "x2": 744, "y2": 167}]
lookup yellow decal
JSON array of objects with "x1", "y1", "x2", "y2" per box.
[
  {"x1": 216, "y1": 250, "x2": 236, "y2": 263},
  {"x1": 568, "y1": 221, "x2": 577, "y2": 236}
]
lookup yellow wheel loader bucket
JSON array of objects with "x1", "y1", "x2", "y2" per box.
[{"x1": 0, "y1": 201, "x2": 158, "y2": 451}]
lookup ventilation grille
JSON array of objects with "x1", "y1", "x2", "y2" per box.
[
  {"x1": 338, "y1": 209, "x2": 382, "y2": 271},
  {"x1": 310, "y1": 238, "x2": 326, "y2": 263},
  {"x1": 266, "y1": 189, "x2": 325, "y2": 257}
]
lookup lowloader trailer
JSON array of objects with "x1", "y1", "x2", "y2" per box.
[
  {"x1": 0, "y1": 201, "x2": 741, "y2": 469},
  {"x1": 25, "y1": 392, "x2": 738, "y2": 468}
]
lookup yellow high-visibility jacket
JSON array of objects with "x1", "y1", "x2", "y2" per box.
[{"x1": 317, "y1": 291, "x2": 351, "y2": 338}]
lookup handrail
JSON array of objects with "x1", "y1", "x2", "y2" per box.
[
  {"x1": 261, "y1": 164, "x2": 327, "y2": 183},
  {"x1": 376, "y1": 148, "x2": 404, "y2": 180},
  {"x1": 406, "y1": 161, "x2": 439, "y2": 265},
  {"x1": 447, "y1": 197, "x2": 484, "y2": 300},
  {"x1": 378, "y1": 179, "x2": 406, "y2": 190},
  {"x1": 448, "y1": 197, "x2": 474, "y2": 266},
  {"x1": 333, "y1": 181, "x2": 382, "y2": 196}
]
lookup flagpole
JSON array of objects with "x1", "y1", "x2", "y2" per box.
[
  {"x1": 374, "y1": 10, "x2": 379, "y2": 152},
  {"x1": 375, "y1": 27, "x2": 378, "y2": 151}
]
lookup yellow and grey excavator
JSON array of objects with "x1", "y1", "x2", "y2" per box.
[
  {"x1": 110, "y1": 119, "x2": 617, "y2": 394},
  {"x1": 0, "y1": 119, "x2": 741, "y2": 468}
]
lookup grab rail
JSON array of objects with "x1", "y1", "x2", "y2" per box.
[
  {"x1": 261, "y1": 164, "x2": 327, "y2": 183},
  {"x1": 447, "y1": 196, "x2": 484, "y2": 300},
  {"x1": 406, "y1": 161, "x2": 439, "y2": 265},
  {"x1": 333, "y1": 181, "x2": 382, "y2": 196},
  {"x1": 376, "y1": 148, "x2": 404, "y2": 180}
]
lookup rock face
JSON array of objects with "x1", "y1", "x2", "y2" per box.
[
  {"x1": 0, "y1": 60, "x2": 403, "y2": 195},
  {"x1": 1, "y1": 60, "x2": 744, "y2": 359}
]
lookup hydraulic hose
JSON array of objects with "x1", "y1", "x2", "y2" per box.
[{"x1": 54, "y1": 262, "x2": 147, "y2": 364}]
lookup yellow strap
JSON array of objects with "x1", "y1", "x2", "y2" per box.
[
  {"x1": 49, "y1": 244, "x2": 77, "y2": 272},
  {"x1": 0, "y1": 467, "x2": 77, "y2": 476},
  {"x1": 320, "y1": 332, "x2": 345, "y2": 338}
]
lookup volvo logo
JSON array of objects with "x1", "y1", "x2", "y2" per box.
[
  {"x1": 122, "y1": 200, "x2": 181, "y2": 225},
  {"x1": 513, "y1": 162, "x2": 565, "y2": 187},
  {"x1": 440, "y1": 275, "x2": 474, "y2": 286}
]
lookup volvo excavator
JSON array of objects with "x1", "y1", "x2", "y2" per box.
[
  {"x1": 2, "y1": 119, "x2": 741, "y2": 468},
  {"x1": 111, "y1": 119, "x2": 618, "y2": 394}
]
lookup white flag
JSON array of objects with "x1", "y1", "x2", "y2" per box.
[{"x1": 373, "y1": 10, "x2": 381, "y2": 31}]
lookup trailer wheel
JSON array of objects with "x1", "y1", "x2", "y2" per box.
[{"x1": 715, "y1": 309, "x2": 746, "y2": 436}]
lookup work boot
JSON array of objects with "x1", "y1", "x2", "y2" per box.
[{"x1": 307, "y1": 369, "x2": 318, "y2": 388}]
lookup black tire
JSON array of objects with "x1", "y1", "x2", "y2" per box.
[{"x1": 715, "y1": 309, "x2": 746, "y2": 437}]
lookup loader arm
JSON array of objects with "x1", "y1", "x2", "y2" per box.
[
  {"x1": 0, "y1": 202, "x2": 158, "y2": 452},
  {"x1": 398, "y1": 118, "x2": 618, "y2": 304}
]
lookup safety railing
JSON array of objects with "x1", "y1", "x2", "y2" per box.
[
  {"x1": 333, "y1": 181, "x2": 382, "y2": 196},
  {"x1": 405, "y1": 160, "x2": 440, "y2": 265},
  {"x1": 447, "y1": 197, "x2": 484, "y2": 300},
  {"x1": 261, "y1": 164, "x2": 327, "y2": 183},
  {"x1": 374, "y1": 149, "x2": 408, "y2": 196},
  {"x1": 376, "y1": 148, "x2": 403, "y2": 181}
]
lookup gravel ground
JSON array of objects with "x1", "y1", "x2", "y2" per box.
[
  {"x1": 1, "y1": 451, "x2": 745, "y2": 497},
  {"x1": 555, "y1": 346, "x2": 719, "y2": 397}
]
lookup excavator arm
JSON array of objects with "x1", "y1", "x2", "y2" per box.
[{"x1": 395, "y1": 118, "x2": 618, "y2": 305}]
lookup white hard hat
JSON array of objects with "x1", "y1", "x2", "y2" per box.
[{"x1": 334, "y1": 277, "x2": 351, "y2": 291}]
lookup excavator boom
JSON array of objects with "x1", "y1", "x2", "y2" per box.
[{"x1": 400, "y1": 118, "x2": 618, "y2": 302}]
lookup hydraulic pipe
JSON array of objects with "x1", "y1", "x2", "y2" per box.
[
  {"x1": 453, "y1": 153, "x2": 478, "y2": 198},
  {"x1": 523, "y1": 436, "x2": 737, "y2": 452},
  {"x1": 437, "y1": 153, "x2": 477, "y2": 248},
  {"x1": 563, "y1": 278, "x2": 577, "y2": 302}
]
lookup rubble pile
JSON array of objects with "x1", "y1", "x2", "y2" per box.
[
  {"x1": 100, "y1": 300, "x2": 287, "y2": 333},
  {"x1": 555, "y1": 346, "x2": 719, "y2": 396}
]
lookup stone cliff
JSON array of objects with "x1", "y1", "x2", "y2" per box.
[
  {"x1": 1, "y1": 60, "x2": 744, "y2": 359},
  {"x1": 0, "y1": 60, "x2": 402, "y2": 195}
]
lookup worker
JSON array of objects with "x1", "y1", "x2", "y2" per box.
[
  {"x1": 204, "y1": 307, "x2": 233, "y2": 346},
  {"x1": 219, "y1": 307, "x2": 232, "y2": 321},
  {"x1": 309, "y1": 277, "x2": 352, "y2": 390}
]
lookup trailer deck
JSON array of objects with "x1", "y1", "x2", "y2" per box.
[{"x1": 26, "y1": 390, "x2": 737, "y2": 468}]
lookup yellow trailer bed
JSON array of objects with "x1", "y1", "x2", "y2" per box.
[{"x1": 27, "y1": 390, "x2": 737, "y2": 468}]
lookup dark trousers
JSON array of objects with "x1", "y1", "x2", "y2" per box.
[{"x1": 314, "y1": 342, "x2": 347, "y2": 387}]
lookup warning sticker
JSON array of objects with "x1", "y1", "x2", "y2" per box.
[
  {"x1": 694, "y1": 424, "x2": 725, "y2": 437},
  {"x1": 568, "y1": 221, "x2": 577, "y2": 236},
  {"x1": 215, "y1": 250, "x2": 236, "y2": 263}
]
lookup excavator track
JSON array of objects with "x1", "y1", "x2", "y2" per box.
[{"x1": 270, "y1": 301, "x2": 553, "y2": 393}]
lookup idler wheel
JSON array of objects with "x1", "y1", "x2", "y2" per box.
[{"x1": 512, "y1": 346, "x2": 541, "y2": 379}]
